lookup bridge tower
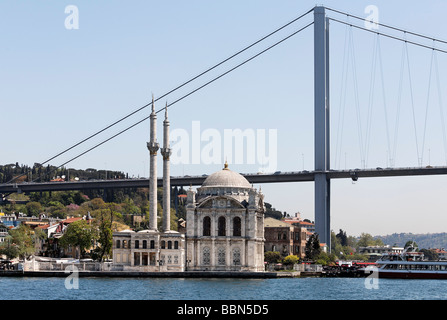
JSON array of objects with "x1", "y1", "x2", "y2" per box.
[{"x1": 314, "y1": 6, "x2": 331, "y2": 250}]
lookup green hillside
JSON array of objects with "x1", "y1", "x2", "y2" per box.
[{"x1": 376, "y1": 232, "x2": 447, "y2": 249}]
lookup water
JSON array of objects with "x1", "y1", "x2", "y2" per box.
[{"x1": 1, "y1": 277, "x2": 446, "y2": 300}]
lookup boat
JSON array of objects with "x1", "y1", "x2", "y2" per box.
[{"x1": 374, "y1": 244, "x2": 447, "y2": 279}]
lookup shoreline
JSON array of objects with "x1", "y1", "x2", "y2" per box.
[{"x1": 0, "y1": 270, "x2": 307, "y2": 278}]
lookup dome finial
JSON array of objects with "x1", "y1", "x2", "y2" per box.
[{"x1": 224, "y1": 159, "x2": 229, "y2": 170}]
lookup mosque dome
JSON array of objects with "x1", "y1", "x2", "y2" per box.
[{"x1": 201, "y1": 162, "x2": 251, "y2": 189}]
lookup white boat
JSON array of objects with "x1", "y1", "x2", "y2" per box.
[{"x1": 375, "y1": 245, "x2": 447, "y2": 279}]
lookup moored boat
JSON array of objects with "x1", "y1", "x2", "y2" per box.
[{"x1": 375, "y1": 245, "x2": 447, "y2": 279}]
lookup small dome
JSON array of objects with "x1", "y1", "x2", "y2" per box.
[{"x1": 201, "y1": 163, "x2": 251, "y2": 189}]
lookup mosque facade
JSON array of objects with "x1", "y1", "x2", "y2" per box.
[
  {"x1": 185, "y1": 164, "x2": 266, "y2": 272},
  {"x1": 112, "y1": 100, "x2": 265, "y2": 272}
]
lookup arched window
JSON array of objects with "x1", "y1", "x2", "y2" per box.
[
  {"x1": 116, "y1": 240, "x2": 121, "y2": 248},
  {"x1": 233, "y1": 217, "x2": 241, "y2": 236},
  {"x1": 142, "y1": 240, "x2": 147, "y2": 249},
  {"x1": 174, "y1": 241, "x2": 179, "y2": 249},
  {"x1": 168, "y1": 241, "x2": 172, "y2": 249},
  {"x1": 135, "y1": 240, "x2": 139, "y2": 249},
  {"x1": 218, "y1": 216, "x2": 226, "y2": 236},
  {"x1": 161, "y1": 241, "x2": 166, "y2": 249},
  {"x1": 150, "y1": 240, "x2": 155, "y2": 249},
  {"x1": 203, "y1": 216, "x2": 211, "y2": 236}
]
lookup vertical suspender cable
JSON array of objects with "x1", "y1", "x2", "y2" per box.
[
  {"x1": 348, "y1": 25, "x2": 365, "y2": 168},
  {"x1": 404, "y1": 40, "x2": 421, "y2": 166},
  {"x1": 433, "y1": 50, "x2": 447, "y2": 165},
  {"x1": 377, "y1": 35, "x2": 392, "y2": 168},
  {"x1": 365, "y1": 33, "x2": 379, "y2": 168},
  {"x1": 335, "y1": 17, "x2": 350, "y2": 170},
  {"x1": 392, "y1": 42, "x2": 406, "y2": 167},
  {"x1": 421, "y1": 48, "x2": 435, "y2": 166}
]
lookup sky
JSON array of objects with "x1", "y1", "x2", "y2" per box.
[{"x1": 1, "y1": 0, "x2": 447, "y2": 237}]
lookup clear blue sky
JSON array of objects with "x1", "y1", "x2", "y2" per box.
[{"x1": 2, "y1": 0, "x2": 447, "y2": 237}]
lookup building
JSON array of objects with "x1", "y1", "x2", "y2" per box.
[
  {"x1": 264, "y1": 217, "x2": 307, "y2": 259},
  {"x1": 185, "y1": 163, "x2": 265, "y2": 272},
  {"x1": 113, "y1": 228, "x2": 185, "y2": 271},
  {"x1": 0, "y1": 223, "x2": 8, "y2": 244},
  {"x1": 283, "y1": 217, "x2": 315, "y2": 233},
  {"x1": 0, "y1": 213, "x2": 20, "y2": 228},
  {"x1": 430, "y1": 248, "x2": 447, "y2": 260},
  {"x1": 112, "y1": 99, "x2": 266, "y2": 272},
  {"x1": 358, "y1": 245, "x2": 404, "y2": 262},
  {"x1": 36, "y1": 216, "x2": 92, "y2": 258}
]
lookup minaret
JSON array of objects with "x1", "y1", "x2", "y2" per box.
[
  {"x1": 147, "y1": 95, "x2": 159, "y2": 231},
  {"x1": 161, "y1": 103, "x2": 172, "y2": 232}
]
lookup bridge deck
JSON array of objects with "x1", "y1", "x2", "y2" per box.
[{"x1": 1, "y1": 166, "x2": 446, "y2": 194}]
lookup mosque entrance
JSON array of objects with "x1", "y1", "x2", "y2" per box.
[{"x1": 142, "y1": 252, "x2": 148, "y2": 266}]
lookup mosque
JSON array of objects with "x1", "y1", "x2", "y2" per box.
[{"x1": 112, "y1": 100, "x2": 266, "y2": 272}]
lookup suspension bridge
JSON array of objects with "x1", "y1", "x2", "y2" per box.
[{"x1": 2, "y1": 6, "x2": 447, "y2": 250}]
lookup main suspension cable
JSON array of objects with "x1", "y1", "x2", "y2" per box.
[
  {"x1": 326, "y1": 7, "x2": 447, "y2": 46},
  {"x1": 5, "y1": 8, "x2": 314, "y2": 184},
  {"x1": 329, "y1": 18, "x2": 447, "y2": 54},
  {"x1": 41, "y1": 22, "x2": 315, "y2": 180}
]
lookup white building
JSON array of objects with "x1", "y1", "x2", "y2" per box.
[
  {"x1": 0, "y1": 223, "x2": 8, "y2": 244},
  {"x1": 358, "y1": 245, "x2": 404, "y2": 261},
  {"x1": 185, "y1": 163, "x2": 266, "y2": 272}
]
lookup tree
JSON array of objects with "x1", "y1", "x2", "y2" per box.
[
  {"x1": 264, "y1": 251, "x2": 281, "y2": 264},
  {"x1": 92, "y1": 203, "x2": 121, "y2": 261},
  {"x1": 59, "y1": 220, "x2": 97, "y2": 258},
  {"x1": 47, "y1": 201, "x2": 67, "y2": 219},
  {"x1": 264, "y1": 202, "x2": 283, "y2": 220},
  {"x1": 305, "y1": 233, "x2": 321, "y2": 261},
  {"x1": 25, "y1": 201, "x2": 42, "y2": 216},
  {"x1": 6, "y1": 224, "x2": 35, "y2": 259},
  {"x1": 336, "y1": 229, "x2": 348, "y2": 246},
  {"x1": 404, "y1": 241, "x2": 418, "y2": 250},
  {"x1": 0, "y1": 236, "x2": 19, "y2": 260},
  {"x1": 283, "y1": 254, "x2": 299, "y2": 266},
  {"x1": 90, "y1": 198, "x2": 106, "y2": 210},
  {"x1": 357, "y1": 233, "x2": 384, "y2": 247},
  {"x1": 420, "y1": 248, "x2": 438, "y2": 260}
]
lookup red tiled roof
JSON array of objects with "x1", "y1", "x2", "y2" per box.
[
  {"x1": 297, "y1": 221, "x2": 314, "y2": 225},
  {"x1": 62, "y1": 217, "x2": 83, "y2": 224},
  {"x1": 283, "y1": 219, "x2": 314, "y2": 226}
]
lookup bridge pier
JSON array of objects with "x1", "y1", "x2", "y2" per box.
[
  {"x1": 314, "y1": 6, "x2": 331, "y2": 250},
  {"x1": 173, "y1": 186, "x2": 179, "y2": 217},
  {"x1": 102, "y1": 188, "x2": 109, "y2": 202}
]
